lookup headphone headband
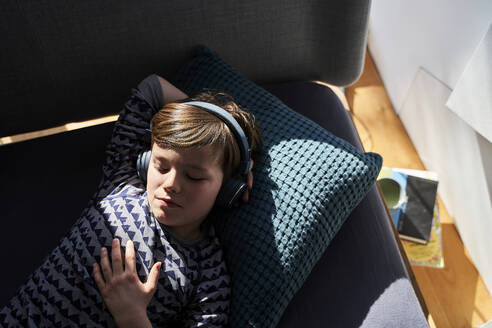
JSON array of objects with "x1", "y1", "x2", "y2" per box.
[{"x1": 183, "y1": 101, "x2": 251, "y2": 176}]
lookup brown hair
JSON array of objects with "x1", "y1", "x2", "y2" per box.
[{"x1": 151, "y1": 90, "x2": 262, "y2": 180}]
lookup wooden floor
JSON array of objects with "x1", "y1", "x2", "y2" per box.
[{"x1": 345, "y1": 50, "x2": 492, "y2": 328}]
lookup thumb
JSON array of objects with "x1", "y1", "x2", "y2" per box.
[{"x1": 145, "y1": 262, "x2": 162, "y2": 294}]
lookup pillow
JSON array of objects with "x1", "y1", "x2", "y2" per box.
[{"x1": 173, "y1": 46, "x2": 382, "y2": 328}]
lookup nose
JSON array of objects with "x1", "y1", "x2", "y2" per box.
[{"x1": 162, "y1": 168, "x2": 181, "y2": 194}]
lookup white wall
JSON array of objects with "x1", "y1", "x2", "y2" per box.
[
  {"x1": 367, "y1": 0, "x2": 492, "y2": 294},
  {"x1": 369, "y1": 1, "x2": 492, "y2": 112}
]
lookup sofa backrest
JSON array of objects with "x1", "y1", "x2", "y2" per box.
[{"x1": 0, "y1": 0, "x2": 371, "y2": 137}]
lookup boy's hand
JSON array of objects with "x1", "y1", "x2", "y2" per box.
[
  {"x1": 237, "y1": 159, "x2": 254, "y2": 206},
  {"x1": 93, "y1": 239, "x2": 161, "y2": 328}
]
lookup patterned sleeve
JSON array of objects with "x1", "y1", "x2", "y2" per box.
[
  {"x1": 0, "y1": 75, "x2": 168, "y2": 327},
  {"x1": 97, "y1": 74, "x2": 163, "y2": 195}
]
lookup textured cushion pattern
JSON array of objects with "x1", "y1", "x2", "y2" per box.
[{"x1": 174, "y1": 46, "x2": 383, "y2": 327}]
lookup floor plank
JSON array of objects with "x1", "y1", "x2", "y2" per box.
[{"x1": 345, "y1": 50, "x2": 492, "y2": 328}]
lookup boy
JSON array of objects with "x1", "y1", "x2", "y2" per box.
[{"x1": 0, "y1": 75, "x2": 262, "y2": 327}]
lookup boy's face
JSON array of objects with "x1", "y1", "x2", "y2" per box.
[{"x1": 146, "y1": 143, "x2": 224, "y2": 240}]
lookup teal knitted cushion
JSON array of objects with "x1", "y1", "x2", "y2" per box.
[{"x1": 173, "y1": 46, "x2": 382, "y2": 328}]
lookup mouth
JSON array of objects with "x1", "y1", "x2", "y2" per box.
[{"x1": 156, "y1": 197, "x2": 181, "y2": 208}]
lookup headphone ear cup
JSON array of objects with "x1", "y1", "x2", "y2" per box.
[
  {"x1": 216, "y1": 177, "x2": 247, "y2": 208},
  {"x1": 136, "y1": 150, "x2": 152, "y2": 183}
]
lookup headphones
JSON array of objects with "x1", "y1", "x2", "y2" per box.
[{"x1": 136, "y1": 101, "x2": 251, "y2": 208}]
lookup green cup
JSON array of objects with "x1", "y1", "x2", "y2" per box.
[{"x1": 378, "y1": 178, "x2": 403, "y2": 209}]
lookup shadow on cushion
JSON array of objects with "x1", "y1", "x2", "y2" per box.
[
  {"x1": 173, "y1": 46, "x2": 383, "y2": 328},
  {"x1": 266, "y1": 82, "x2": 427, "y2": 328}
]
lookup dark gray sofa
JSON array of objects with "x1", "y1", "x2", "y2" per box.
[{"x1": 0, "y1": 0, "x2": 429, "y2": 326}]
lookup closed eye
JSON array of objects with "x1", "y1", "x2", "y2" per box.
[
  {"x1": 155, "y1": 165, "x2": 169, "y2": 174},
  {"x1": 187, "y1": 175, "x2": 205, "y2": 181}
]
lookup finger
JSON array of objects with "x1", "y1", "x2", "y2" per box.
[
  {"x1": 125, "y1": 240, "x2": 136, "y2": 273},
  {"x1": 92, "y1": 263, "x2": 106, "y2": 291},
  {"x1": 241, "y1": 189, "x2": 249, "y2": 203},
  {"x1": 145, "y1": 262, "x2": 162, "y2": 294},
  {"x1": 111, "y1": 238, "x2": 123, "y2": 275},
  {"x1": 240, "y1": 159, "x2": 255, "y2": 204},
  {"x1": 247, "y1": 160, "x2": 254, "y2": 189},
  {"x1": 100, "y1": 247, "x2": 113, "y2": 282}
]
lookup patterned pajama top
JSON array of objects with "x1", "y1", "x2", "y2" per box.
[{"x1": 0, "y1": 75, "x2": 230, "y2": 327}]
